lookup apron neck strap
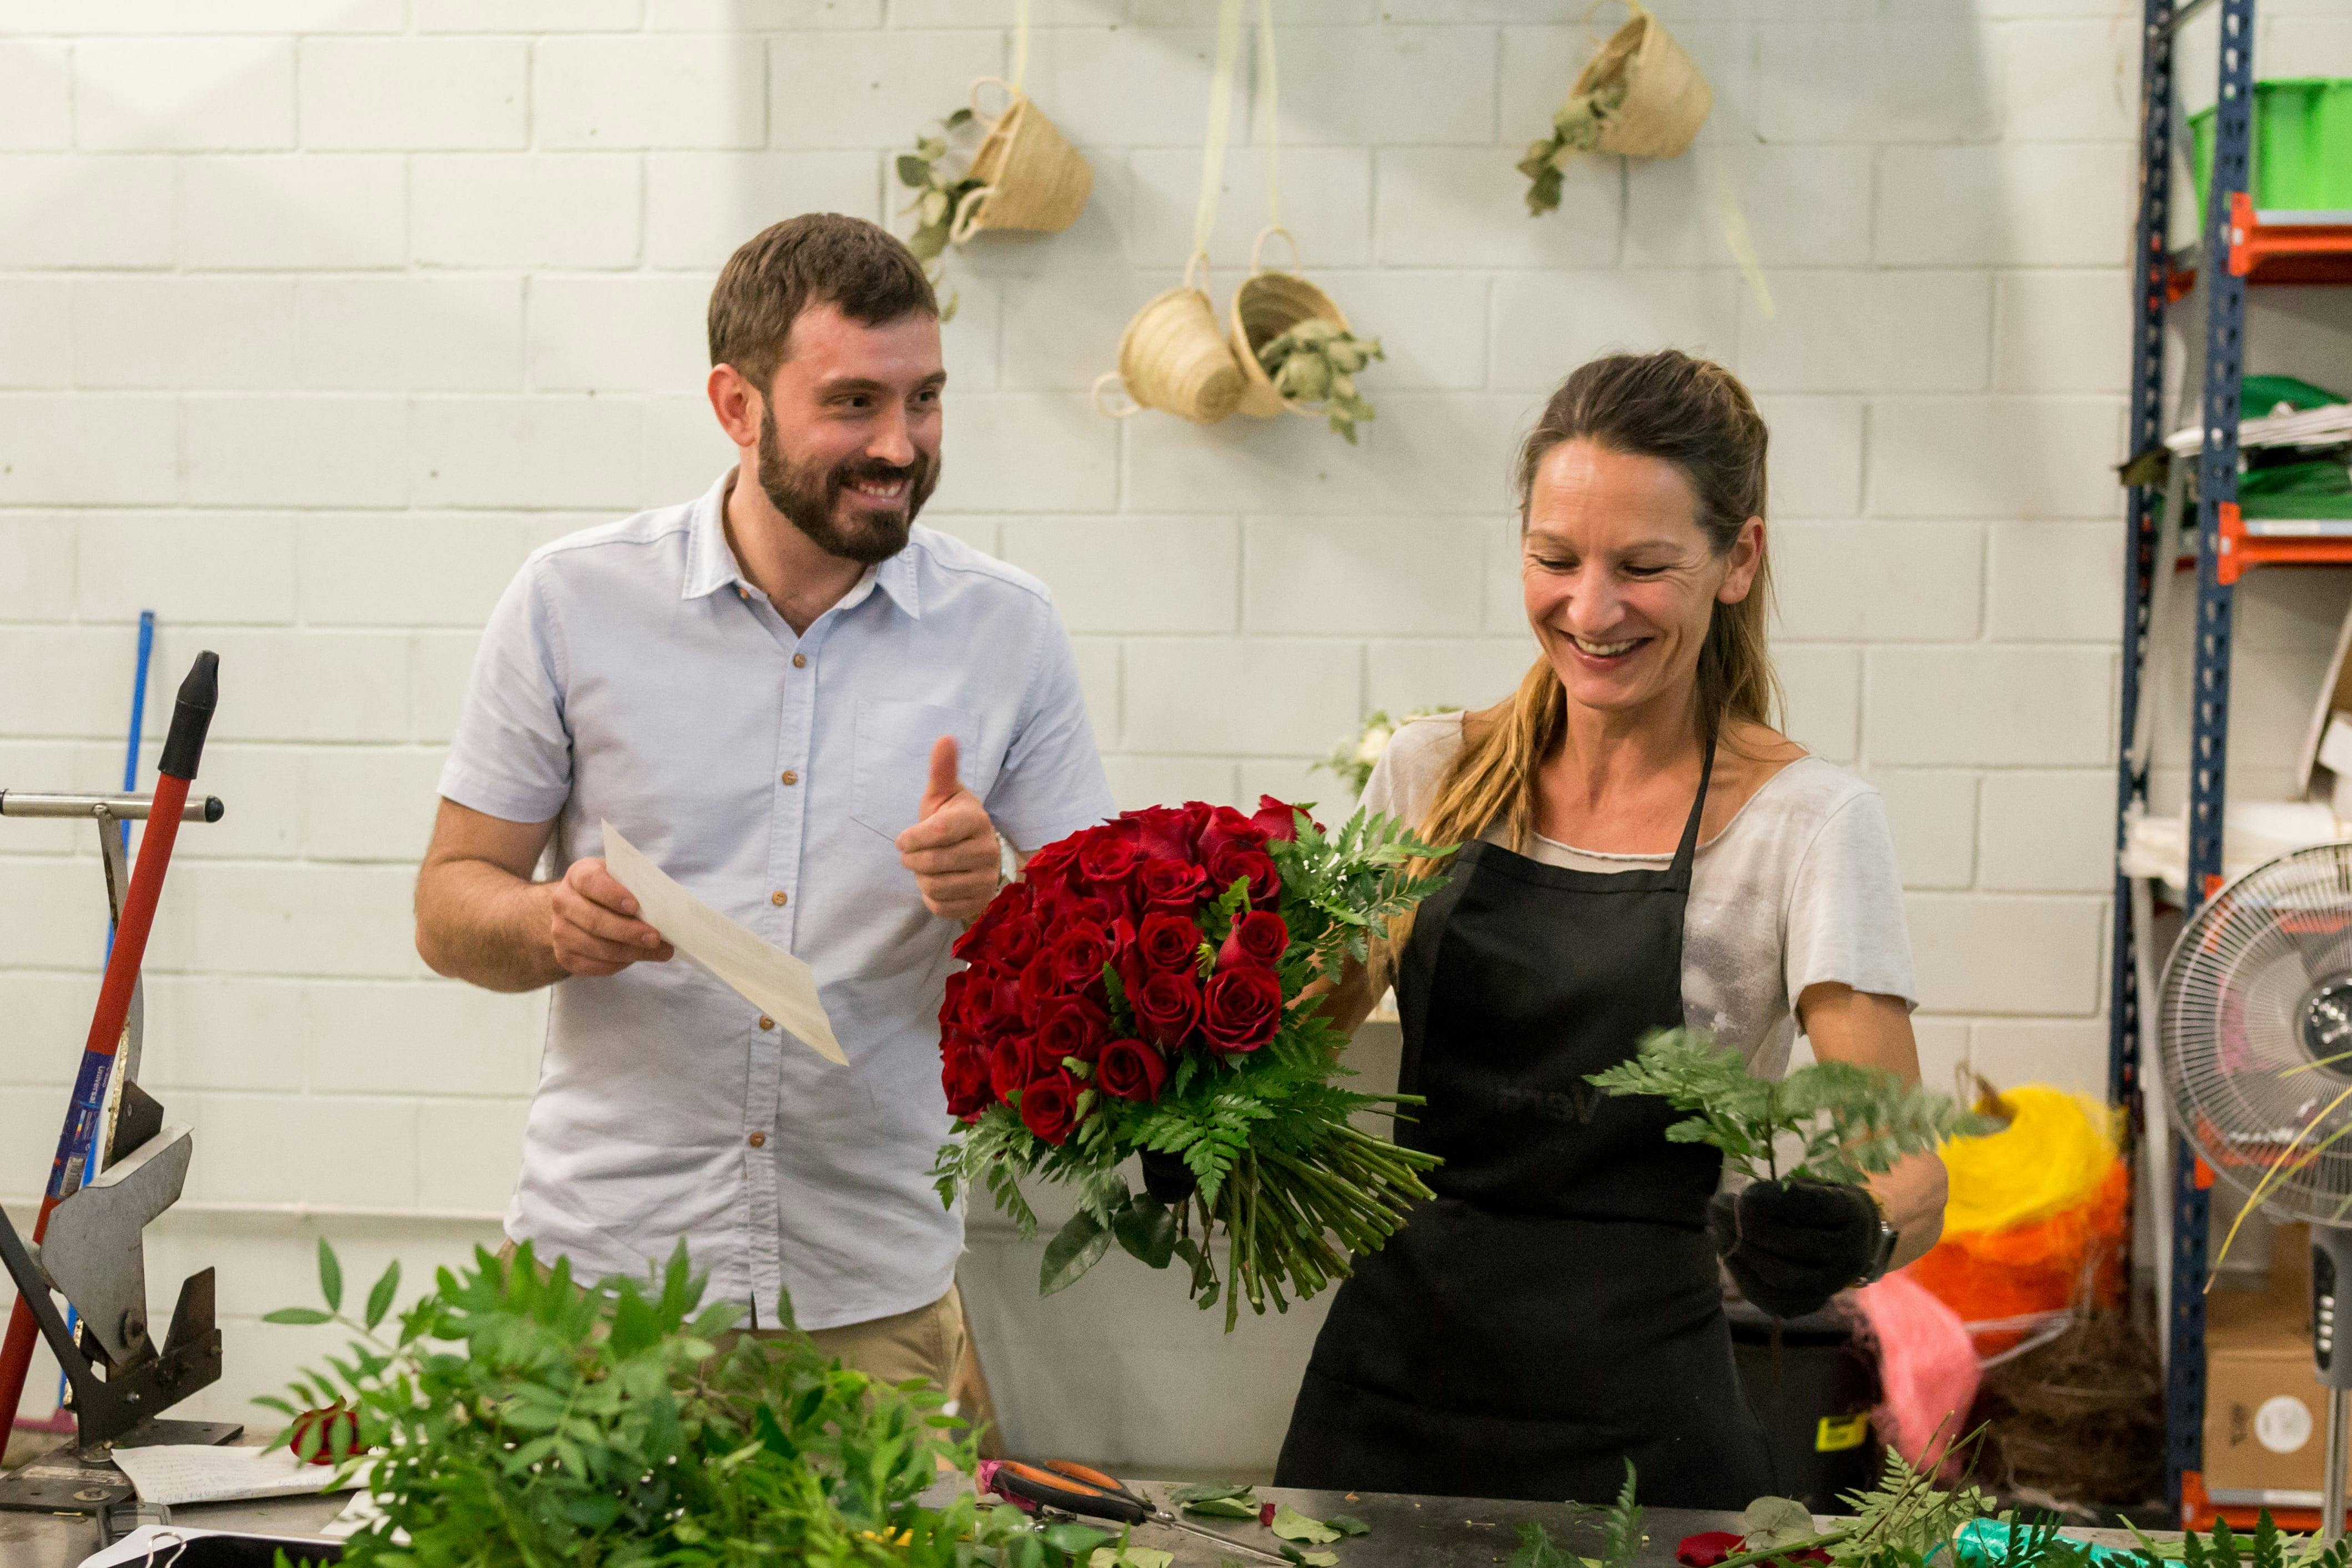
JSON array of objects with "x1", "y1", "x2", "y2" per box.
[{"x1": 1669, "y1": 721, "x2": 1719, "y2": 875}]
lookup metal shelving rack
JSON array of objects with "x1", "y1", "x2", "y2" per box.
[{"x1": 2112, "y1": 0, "x2": 2352, "y2": 1521}]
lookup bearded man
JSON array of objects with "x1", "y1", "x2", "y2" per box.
[{"x1": 413, "y1": 213, "x2": 1114, "y2": 1388}]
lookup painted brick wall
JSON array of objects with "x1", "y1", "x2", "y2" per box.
[{"x1": 3, "y1": 0, "x2": 2350, "y2": 1460}]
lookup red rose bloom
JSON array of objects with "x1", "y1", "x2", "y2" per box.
[
  {"x1": 1037, "y1": 996, "x2": 1111, "y2": 1066},
  {"x1": 1137, "y1": 857, "x2": 1210, "y2": 913},
  {"x1": 944, "y1": 1049, "x2": 994, "y2": 1119},
  {"x1": 1218, "y1": 909, "x2": 1288, "y2": 970},
  {"x1": 1050, "y1": 924, "x2": 1115, "y2": 992},
  {"x1": 1016, "y1": 948, "x2": 1063, "y2": 1023},
  {"x1": 953, "y1": 881, "x2": 1036, "y2": 968},
  {"x1": 988, "y1": 1035, "x2": 1035, "y2": 1101},
  {"x1": 1076, "y1": 825, "x2": 1143, "y2": 886},
  {"x1": 1127, "y1": 805, "x2": 1199, "y2": 864},
  {"x1": 1195, "y1": 804, "x2": 1262, "y2": 865},
  {"x1": 1096, "y1": 1038, "x2": 1169, "y2": 1102},
  {"x1": 1251, "y1": 795, "x2": 1306, "y2": 842},
  {"x1": 1137, "y1": 911, "x2": 1202, "y2": 974},
  {"x1": 1207, "y1": 843, "x2": 1281, "y2": 908},
  {"x1": 1021, "y1": 836, "x2": 1082, "y2": 890},
  {"x1": 1676, "y1": 1534, "x2": 1746, "y2": 1567},
  {"x1": 1201, "y1": 964, "x2": 1282, "y2": 1052},
  {"x1": 1130, "y1": 969, "x2": 1203, "y2": 1047},
  {"x1": 1018, "y1": 1069, "x2": 1083, "y2": 1145}
]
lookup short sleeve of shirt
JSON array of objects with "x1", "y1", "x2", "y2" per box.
[
  {"x1": 1782, "y1": 789, "x2": 1918, "y2": 1010},
  {"x1": 438, "y1": 562, "x2": 575, "y2": 824},
  {"x1": 1361, "y1": 715, "x2": 1462, "y2": 831},
  {"x1": 982, "y1": 602, "x2": 1115, "y2": 851}
]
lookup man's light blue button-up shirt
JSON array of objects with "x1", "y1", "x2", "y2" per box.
[{"x1": 439, "y1": 473, "x2": 1115, "y2": 1330}]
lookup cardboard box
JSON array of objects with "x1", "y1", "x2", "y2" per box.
[{"x1": 2204, "y1": 1226, "x2": 2348, "y2": 1504}]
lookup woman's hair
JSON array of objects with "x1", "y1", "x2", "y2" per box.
[{"x1": 1368, "y1": 351, "x2": 1776, "y2": 991}]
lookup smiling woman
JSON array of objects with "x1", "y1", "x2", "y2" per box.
[{"x1": 1270, "y1": 350, "x2": 1943, "y2": 1509}]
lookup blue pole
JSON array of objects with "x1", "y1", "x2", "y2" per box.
[{"x1": 55, "y1": 612, "x2": 154, "y2": 1418}]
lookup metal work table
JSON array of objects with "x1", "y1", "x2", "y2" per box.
[
  {"x1": 0, "y1": 1471, "x2": 2169, "y2": 1567},
  {"x1": 0, "y1": 1476, "x2": 1758, "y2": 1568}
]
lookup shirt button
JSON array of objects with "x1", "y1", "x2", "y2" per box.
[
  {"x1": 780, "y1": 770, "x2": 798, "y2": 786},
  {"x1": 758, "y1": 1016, "x2": 774, "y2": 1030},
  {"x1": 770, "y1": 890, "x2": 788, "y2": 906},
  {"x1": 792, "y1": 653, "x2": 808, "y2": 669},
  {"x1": 747, "y1": 1132, "x2": 767, "y2": 1148},
  {"x1": 735, "y1": 587, "x2": 749, "y2": 601}
]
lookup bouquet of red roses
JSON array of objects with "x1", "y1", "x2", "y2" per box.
[{"x1": 931, "y1": 796, "x2": 1451, "y2": 1329}]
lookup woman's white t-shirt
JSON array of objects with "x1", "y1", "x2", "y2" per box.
[{"x1": 1364, "y1": 713, "x2": 1918, "y2": 1082}]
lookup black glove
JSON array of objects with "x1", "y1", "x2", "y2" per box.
[{"x1": 1707, "y1": 1178, "x2": 1884, "y2": 1319}]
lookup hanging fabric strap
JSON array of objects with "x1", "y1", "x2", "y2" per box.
[
  {"x1": 1191, "y1": 0, "x2": 1249, "y2": 270},
  {"x1": 1257, "y1": 0, "x2": 1280, "y2": 232},
  {"x1": 1011, "y1": 0, "x2": 1031, "y2": 92}
]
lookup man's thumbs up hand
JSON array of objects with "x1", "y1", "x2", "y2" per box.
[{"x1": 897, "y1": 735, "x2": 1001, "y2": 922}]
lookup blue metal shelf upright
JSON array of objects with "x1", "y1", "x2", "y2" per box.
[{"x1": 2112, "y1": 0, "x2": 2352, "y2": 1520}]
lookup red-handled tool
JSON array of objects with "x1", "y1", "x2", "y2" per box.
[
  {"x1": 989, "y1": 1460, "x2": 1293, "y2": 1566},
  {"x1": 0, "y1": 652, "x2": 217, "y2": 1449}
]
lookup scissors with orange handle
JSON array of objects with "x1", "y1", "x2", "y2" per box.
[{"x1": 989, "y1": 1459, "x2": 1293, "y2": 1565}]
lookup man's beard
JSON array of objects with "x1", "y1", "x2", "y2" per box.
[{"x1": 756, "y1": 405, "x2": 937, "y2": 567}]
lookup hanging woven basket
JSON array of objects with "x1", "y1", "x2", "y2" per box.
[
  {"x1": 948, "y1": 77, "x2": 1095, "y2": 242},
  {"x1": 1228, "y1": 227, "x2": 1350, "y2": 420},
  {"x1": 1092, "y1": 256, "x2": 1247, "y2": 426},
  {"x1": 1574, "y1": 1, "x2": 1711, "y2": 159}
]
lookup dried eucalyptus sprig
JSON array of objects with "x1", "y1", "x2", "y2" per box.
[
  {"x1": 1588, "y1": 1028, "x2": 1996, "y2": 1185},
  {"x1": 1256, "y1": 318, "x2": 1385, "y2": 444},
  {"x1": 1517, "y1": 79, "x2": 1628, "y2": 215},
  {"x1": 895, "y1": 107, "x2": 982, "y2": 321}
]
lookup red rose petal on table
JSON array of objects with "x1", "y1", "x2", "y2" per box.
[
  {"x1": 1678, "y1": 1533, "x2": 1746, "y2": 1567},
  {"x1": 1261, "y1": 1503, "x2": 1278, "y2": 1528}
]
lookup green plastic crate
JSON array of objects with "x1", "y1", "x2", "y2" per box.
[{"x1": 2189, "y1": 77, "x2": 2352, "y2": 216}]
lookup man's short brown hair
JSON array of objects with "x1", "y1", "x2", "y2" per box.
[{"x1": 707, "y1": 214, "x2": 938, "y2": 394}]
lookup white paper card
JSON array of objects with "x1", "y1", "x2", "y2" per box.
[
  {"x1": 601, "y1": 823, "x2": 847, "y2": 1066},
  {"x1": 108, "y1": 1442, "x2": 360, "y2": 1507}
]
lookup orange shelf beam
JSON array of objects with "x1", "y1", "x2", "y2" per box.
[
  {"x1": 2216, "y1": 502, "x2": 2352, "y2": 584},
  {"x1": 2229, "y1": 192, "x2": 2352, "y2": 285}
]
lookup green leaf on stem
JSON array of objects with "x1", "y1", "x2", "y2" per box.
[
  {"x1": 263, "y1": 1306, "x2": 335, "y2": 1326},
  {"x1": 1041, "y1": 1209, "x2": 1113, "y2": 1295},
  {"x1": 316, "y1": 1238, "x2": 342, "y2": 1314},
  {"x1": 363, "y1": 1261, "x2": 401, "y2": 1332},
  {"x1": 1112, "y1": 1195, "x2": 1178, "y2": 1269}
]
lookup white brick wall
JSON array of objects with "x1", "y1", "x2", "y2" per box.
[{"x1": 0, "y1": 0, "x2": 2310, "y2": 1467}]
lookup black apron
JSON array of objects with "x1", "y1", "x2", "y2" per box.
[{"x1": 1273, "y1": 732, "x2": 1775, "y2": 1507}]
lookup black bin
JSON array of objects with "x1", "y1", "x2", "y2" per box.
[{"x1": 1728, "y1": 1297, "x2": 1881, "y2": 1511}]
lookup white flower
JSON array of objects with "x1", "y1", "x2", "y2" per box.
[{"x1": 1354, "y1": 724, "x2": 1393, "y2": 765}]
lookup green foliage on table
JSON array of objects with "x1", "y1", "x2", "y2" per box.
[
  {"x1": 896, "y1": 108, "x2": 981, "y2": 321},
  {"x1": 1255, "y1": 319, "x2": 1385, "y2": 443},
  {"x1": 1517, "y1": 80, "x2": 1628, "y2": 215},
  {"x1": 1588, "y1": 1029, "x2": 1995, "y2": 1185},
  {"x1": 1509, "y1": 1461, "x2": 1642, "y2": 1568},
  {"x1": 257, "y1": 1238, "x2": 1112, "y2": 1568}
]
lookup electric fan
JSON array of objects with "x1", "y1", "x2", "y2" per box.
[{"x1": 2160, "y1": 841, "x2": 2352, "y2": 1539}]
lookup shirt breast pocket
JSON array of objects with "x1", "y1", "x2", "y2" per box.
[{"x1": 850, "y1": 698, "x2": 982, "y2": 841}]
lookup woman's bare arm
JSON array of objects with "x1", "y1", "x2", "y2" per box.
[{"x1": 1797, "y1": 981, "x2": 1949, "y2": 1269}]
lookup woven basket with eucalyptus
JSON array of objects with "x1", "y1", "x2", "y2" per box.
[
  {"x1": 1521, "y1": 0, "x2": 1713, "y2": 214},
  {"x1": 1228, "y1": 227, "x2": 1351, "y2": 420},
  {"x1": 948, "y1": 77, "x2": 1094, "y2": 241}
]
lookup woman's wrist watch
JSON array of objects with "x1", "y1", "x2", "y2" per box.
[{"x1": 1856, "y1": 1198, "x2": 1901, "y2": 1285}]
